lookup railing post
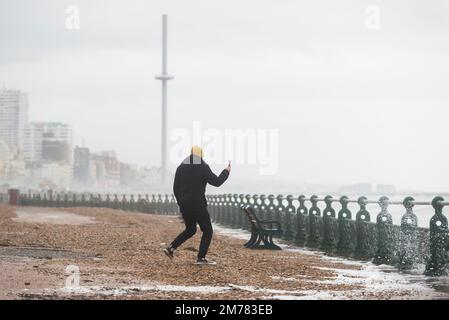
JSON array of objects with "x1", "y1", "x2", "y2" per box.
[
  {"x1": 150, "y1": 194, "x2": 156, "y2": 213},
  {"x1": 425, "y1": 196, "x2": 449, "y2": 276},
  {"x1": 70, "y1": 194, "x2": 74, "y2": 207},
  {"x1": 171, "y1": 194, "x2": 178, "y2": 215},
  {"x1": 294, "y1": 195, "x2": 308, "y2": 246},
  {"x1": 221, "y1": 194, "x2": 227, "y2": 225},
  {"x1": 321, "y1": 195, "x2": 337, "y2": 252},
  {"x1": 136, "y1": 194, "x2": 142, "y2": 212},
  {"x1": 88, "y1": 194, "x2": 94, "y2": 207},
  {"x1": 105, "y1": 194, "x2": 111, "y2": 208},
  {"x1": 113, "y1": 194, "x2": 119, "y2": 209},
  {"x1": 282, "y1": 195, "x2": 295, "y2": 241},
  {"x1": 224, "y1": 194, "x2": 231, "y2": 226},
  {"x1": 209, "y1": 195, "x2": 216, "y2": 221},
  {"x1": 214, "y1": 195, "x2": 221, "y2": 223},
  {"x1": 55, "y1": 194, "x2": 61, "y2": 207},
  {"x1": 42, "y1": 193, "x2": 48, "y2": 207},
  {"x1": 221, "y1": 194, "x2": 228, "y2": 225},
  {"x1": 275, "y1": 195, "x2": 286, "y2": 237},
  {"x1": 48, "y1": 193, "x2": 54, "y2": 207},
  {"x1": 17, "y1": 193, "x2": 23, "y2": 206},
  {"x1": 127, "y1": 194, "x2": 132, "y2": 211},
  {"x1": 229, "y1": 193, "x2": 235, "y2": 226},
  {"x1": 399, "y1": 196, "x2": 418, "y2": 270},
  {"x1": 120, "y1": 194, "x2": 127, "y2": 211},
  {"x1": 266, "y1": 195, "x2": 275, "y2": 221},
  {"x1": 214, "y1": 195, "x2": 219, "y2": 221},
  {"x1": 373, "y1": 196, "x2": 396, "y2": 265},
  {"x1": 243, "y1": 194, "x2": 251, "y2": 229},
  {"x1": 157, "y1": 194, "x2": 163, "y2": 214},
  {"x1": 306, "y1": 195, "x2": 321, "y2": 248},
  {"x1": 229, "y1": 194, "x2": 239, "y2": 228},
  {"x1": 231, "y1": 194, "x2": 239, "y2": 228},
  {"x1": 252, "y1": 194, "x2": 261, "y2": 224},
  {"x1": 337, "y1": 196, "x2": 353, "y2": 255},
  {"x1": 143, "y1": 194, "x2": 149, "y2": 213},
  {"x1": 217, "y1": 194, "x2": 224, "y2": 224},
  {"x1": 129, "y1": 194, "x2": 136, "y2": 212},
  {"x1": 80, "y1": 194, "x2": 86, "y2": 207},
  {"x1": 237, "y1": 194, "x2": 244, "y2": 228},
  {"x1": 62, "y1": 194, "x2": 68, "y2": 208},
  {"x1": 258, "y1": 195, "x2": 268, "y2": 221},
  {"x1": 164, "y1": 194, "x2": 170, "y2": 215},
  {"x1": 353, "y1": 196, "x2": 374, "y2": 259}
]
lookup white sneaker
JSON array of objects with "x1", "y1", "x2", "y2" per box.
[{"x1": 195, "y1": 258, "x2": 217, "y2": 265}]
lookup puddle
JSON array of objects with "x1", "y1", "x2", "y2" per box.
[
  {"x1": 23, "y1": 283, "x2": 233, "y2": 298},
  {"x1": 213, "y1": 223, "x2": 449, "y2": 299},
  {"x1": 13, "y1": 208, "x2": 96, "y2": 225},
  {"x1": 0, "y1": 246, "x2": 100, "y2": 260}
]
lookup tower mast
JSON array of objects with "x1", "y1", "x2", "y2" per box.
[{"x1": 155, "y1": 14, "x2": 174, "y2": 184}]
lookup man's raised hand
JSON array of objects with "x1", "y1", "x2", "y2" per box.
[{"x1": 225, "y1": 161, "x2": 231, "y2": 173}]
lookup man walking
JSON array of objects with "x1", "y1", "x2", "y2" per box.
[{"x1": 164, "y1": 146, "x2": 230, "y2": 265}]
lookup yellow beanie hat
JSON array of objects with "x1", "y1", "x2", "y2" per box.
[{"x1": 191, "y1": 145, "x2": 203, "y2": 158}]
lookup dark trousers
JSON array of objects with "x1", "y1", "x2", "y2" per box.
[{"x1": 170, "y1": 208, "x2": 213, "y2": 259}]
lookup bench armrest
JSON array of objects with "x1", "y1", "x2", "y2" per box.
[{"x1": 259, "y1": 220, "x2": 282, "y2": 229}]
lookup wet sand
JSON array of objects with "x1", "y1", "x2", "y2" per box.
[{"x1": 0, "y1": 204, "x2": 447, "y2": 300}]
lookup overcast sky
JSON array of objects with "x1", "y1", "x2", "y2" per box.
[{"x1": 1, "y1": 0, "x2": 449, "y2": 192}]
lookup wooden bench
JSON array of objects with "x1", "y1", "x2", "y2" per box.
[{"x1": 242, "y1": 206, "x2": 283, "y2": 250}]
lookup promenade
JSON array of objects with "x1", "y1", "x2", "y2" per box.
[{"x1": 0, "y1": 204, "x2": 447, "y2": 300}]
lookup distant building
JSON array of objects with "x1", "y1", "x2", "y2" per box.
[
  {"x1": 0, "y1": 139, "x2": 11, "y2": 181},
  {"x1": 376, "y1": 184, "x2": 397, "y2": 195},
  {"x1": 38, "y1": 162, "x2": 72, "y2": 189},
  {"x1": 23, "y1": 122, "x2": 73, "y2": 164},
  {"x1": 117, "y1": 165, "x2": 169, "y2": 190},
  {"x1": 0, "y1": 138, "x2": 10, "y2": 165},
  {"x1": 134, "y1": 166, "x2": 170, "y2": 190},
  {"x1": 0, "y1": 88, "x2": 28, "y2": 152},
  {"x1": 90, "y1": 151, "x2": 120, "y2": 187},
  {"x1": 338, "y1": 183, "x2": 373, "y2": 195},
  {"x1": 22, "y1": 122, "x2": 73, "y2": 189},
  {"x1": 73, "y1": 146, "x2": 90, "y2": 185},
  {"x1": 120, "y1": 162, "x2": 137, "y2": 186},
  {"x1": 23, "y1": 161, "x2": 71, "y2": 190}
]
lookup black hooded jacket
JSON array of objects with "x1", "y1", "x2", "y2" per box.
[{"x1": 173, "y1": 155, "x2": 229, "y2": 213}]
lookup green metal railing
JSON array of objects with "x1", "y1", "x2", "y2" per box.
[{"x1": 16, "y1": 192, "x2": 449, "y2": 277}]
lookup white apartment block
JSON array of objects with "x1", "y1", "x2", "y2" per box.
[
  {"x1": 0, "y1": 89, "x2": 29, "y2": 153},
  {"x1": 23, "y1": 122, "x2": 73, "y2": 164}
]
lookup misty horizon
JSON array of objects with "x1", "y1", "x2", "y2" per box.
[{"x1": 1, "y1": 0, "x2": 449, "y2": 192}]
